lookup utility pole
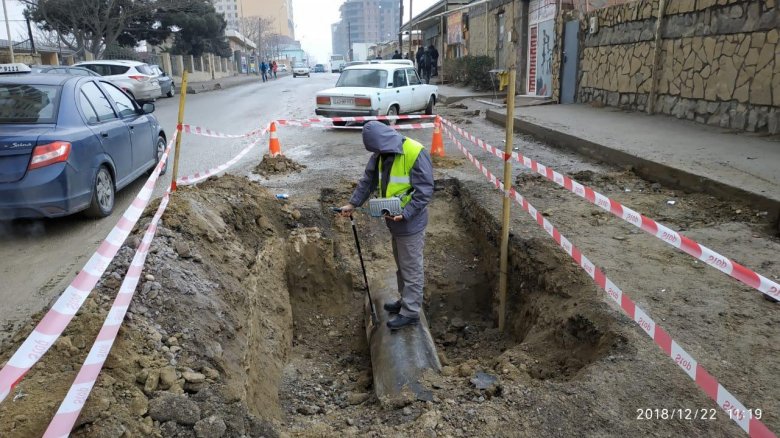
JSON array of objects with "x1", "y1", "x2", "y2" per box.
[
  {"x1": 497, "y1": 14, "x2": 518, "y2": 332},
  {"x1": 398, "y1": 0, "x2": 403, "y2": 55},
  {"x1": 2, "y1": 0, "x2": 14, "y2": 63},
  {"x1": 25, "y1": 16, "x2": 35, "y2": 55},
  {"x1": 408, "y1": 0, "x2": 413, "y2": 61}
]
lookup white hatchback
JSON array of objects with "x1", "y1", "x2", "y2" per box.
[
  {"x1": 293, "y1": 63, "x2": 310, "y2": 78},
  {"x1": 315, "y1": 64, "x2": 438, "y2": 124},
  {"x1": 75, "y1": 60, "x2": 161, "y2": 102}
]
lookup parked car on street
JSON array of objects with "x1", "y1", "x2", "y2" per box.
[
  {"x1": 293, "y1": 63, "x2": 311, "y2": 78},
  {"x1": 74, "y1": 60, "x2": 161, "y2": 103},
  {"x1": 149, "y1": 64, "x2": 175, "y2": 98},
  {"x1": 315, "y1": 64, "x2": 437, "y2": 125},
  {"x1": 29, "y1": 65, "x2": 102, "y2": 77},
  {"x1": 279, "y1": 64, "x2": 288, "y2": 72},
  {"x1": 0, "y1": 64, "x2": 167, "y2": 219},
  {"x1": 314, "y1": 64, "x2": 326, "y2": 73}
]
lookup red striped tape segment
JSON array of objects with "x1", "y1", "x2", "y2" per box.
[
  {"x1": 440, "y1": 117, "x2": 780, "y2": 302},
  {"x1": 0, "y1": 132, "x2": 177, "y2": 404},
  {"x1": 442, "y1": 126, "x2": 776, "y2": 438}
]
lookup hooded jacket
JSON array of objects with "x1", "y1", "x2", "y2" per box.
[{"x1": 349, "y1": 121, "x2": 434, "y2": 236}]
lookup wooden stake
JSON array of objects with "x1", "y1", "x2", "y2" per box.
[
  {"x1": 498, "y1": 26, "x2": 518, "y2": 332},
  {"x1": 170, "y1": 70, "x2": 189, "y2": 192}
]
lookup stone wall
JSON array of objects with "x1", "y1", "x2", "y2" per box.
[{"x1": 576, "y1": 0, "x2": 779, "y2": 133}]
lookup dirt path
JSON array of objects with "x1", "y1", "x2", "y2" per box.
[{"x1": 0, "y1": 105, "x2": 777, "y2": 437}]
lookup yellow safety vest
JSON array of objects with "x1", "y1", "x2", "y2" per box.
[{"x1": 377, "y1": 138, "x2": 424, "y2": 208}]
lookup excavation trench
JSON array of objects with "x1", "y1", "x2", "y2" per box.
[{"x1": 0, "y1": 175, "x2": 622, "y2": 437}]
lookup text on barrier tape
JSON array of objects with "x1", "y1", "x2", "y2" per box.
[
  {"x1": 439, "y1": 117, "x2": 780, "y2": 302},
  {"x1": 442, "y1": 126, "x2": 776, "y2": 438}
]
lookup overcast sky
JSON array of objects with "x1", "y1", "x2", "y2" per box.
[{"x1": 2, "y1": 0, "x2": 439, "y2": 62}]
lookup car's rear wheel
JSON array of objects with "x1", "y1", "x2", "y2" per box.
[
  {"x1": 167, "y1": 84, "x2": 175, "y2": 98},
  {"x1": 425, "y1": 96, "x2": 435, "y2": 115},
  {"x1": 385, "y1": 105, "x2": 399, "y2": 126},
  {"x1": 155, "y1": 136, "x2": 168, "y2": 175},
  {"x1": 85, "y1": 166, "x2": 115, "y2": 218}
]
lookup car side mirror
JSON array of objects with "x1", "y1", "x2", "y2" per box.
[{"x1": 142, "y1": 103, "x2": 155, "y2": 114}]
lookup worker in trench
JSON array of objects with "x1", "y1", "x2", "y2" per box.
[{"x1": 339, "y1": 121, "x2": 434, "y2": 330}]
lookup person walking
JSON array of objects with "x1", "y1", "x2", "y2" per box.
[
  {"x1": 272, "y1": 60, "x2": 278, "y2": 79},
  {"x1": 392, "y1": 50, "x2": 402, "y2": 59},
  {"x1": 420, "y1": 48, "x2": 432, "y2": 84},
  {"x1": 338, "y1": 122, "x2": 434, "y2": 331},
  {"x1": 415, "y1": 46, "x2": 425, "y2": 75},
  {"x1": 260, "y1": 60, "x2": 268, "y2": 82},
  {"x1": 428, "y1": 44, "x2": 439, "y2": 77}
]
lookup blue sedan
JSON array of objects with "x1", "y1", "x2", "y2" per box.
[{"x1": 0, "y1": 73, "x2": 167, "y2": 219}]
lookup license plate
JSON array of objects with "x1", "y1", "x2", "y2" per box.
[{"x1": 332, "y1": 97, "x2": 354, "y2": 106}]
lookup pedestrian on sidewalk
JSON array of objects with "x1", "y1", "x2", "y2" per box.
[
  {"x1": 428, "y1": 44, "x2": 439, "y2": 77},
  {"x1": 420, "y1": 48, "x2": 432, "y2": 84},
  {"x1": 415, "y1": 46, "x2": 425, "y2": 74},
  {"x1": 392, "y1": 50, "x2": 402, "y2": 59},
  {"x1": 339, "y1": 122, "x2": 434, "y2": 331},
  {"x1": 260, "y1": 61, "x2": 268, "y2": 82},
  {"x1": 272, "y1": 61, "x2": 278, "y2": 79}
]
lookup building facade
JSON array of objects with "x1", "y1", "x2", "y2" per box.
[
  {"x1": 331, "y1": 0, "x2": 400, "y2": 59},
  {"x1": 212, "y1": 0, "x2": 295, "y2": 38}
]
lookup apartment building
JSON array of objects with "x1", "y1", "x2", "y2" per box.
[
  {"x1": 212, "y1": 0, "x2": 295, "y2": 38},
  {"x1": 331, "y1": 0, "x2": 400, "y2": 58}
]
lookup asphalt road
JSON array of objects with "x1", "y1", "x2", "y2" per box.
[{"x1": 0, "y1": 73, "x2": 343, "y2": 333}]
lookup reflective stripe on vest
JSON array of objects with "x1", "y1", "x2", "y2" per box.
[{"x1": 377, "y1": 138, "x2": 424, "y2": 208}]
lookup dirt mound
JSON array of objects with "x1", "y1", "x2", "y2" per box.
[
  {"x1": 254, "y1": 154, "x2": 306, "y2": 177},
  {"x1": 432, "y1": 155, "x2": 465, "y2": 169}
]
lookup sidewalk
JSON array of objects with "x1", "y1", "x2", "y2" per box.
[
  {"x1": 485, "y1": 104, "x2": 780, "y2": 227},
  {"x1": 185, "y1": 72, "x2": 290, "y2": 94}
]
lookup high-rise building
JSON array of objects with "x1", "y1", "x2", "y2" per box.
[
  {"x1": 212, "y1": 0, "x2": 295, "y2": 38},
  {"x1": 332, "y1": 0, "x2": 399, "y2": 58}
]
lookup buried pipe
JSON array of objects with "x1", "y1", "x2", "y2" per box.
[{"x1": 366, "y1": 274, "x2": 441, "y2": 403}]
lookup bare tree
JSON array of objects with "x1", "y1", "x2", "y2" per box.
[{"x1": 239, "y1": 16, "x2": 274, "y2": 59}]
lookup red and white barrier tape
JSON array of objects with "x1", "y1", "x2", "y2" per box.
[
  {"x1": 440, "y1": 117, "x2": 780, "y2": 301},
  {"x1": 276, "y1": 120, "x2": 435, "y2": 130},
  {"x1": 177, "y1": 126, "x2": 268, "y2": 186},
  {"x1": 0, "y1": 132, "x2": 177, "y2": 404},
  {"x1": 43, "y1": 192, "x2": 170, "y2": 438},
  {"x1": 42, "y1": 124, "x2": 271, "y2": 436},
  {"x1": 443, "y1": 126, "x2": 776, "y2": 438},
  {"x1": 275, "y1": 114, "x2": 435, "y2": 125},
  {"x1": 180, "y1": 124, "x2": 266, "y2": 139}
]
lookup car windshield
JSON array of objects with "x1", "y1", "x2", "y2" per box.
[
  {"x1": 336, "y1": 69, "x2": 387, "y2": 88},
  {"x1": 0, "y1": 84, "x2": 60, "y2": 124},
  {"x1": 294, "y1": 63, "x2": 305, "y2": 68}
]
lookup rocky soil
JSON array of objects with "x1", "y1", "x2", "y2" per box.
[{"x1": 254, "y1": 154, "x2": 306, "y2": 177}]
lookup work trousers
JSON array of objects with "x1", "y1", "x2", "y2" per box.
[{"x1": 391, "y1": 230, "x2": 426, "y2": 318}]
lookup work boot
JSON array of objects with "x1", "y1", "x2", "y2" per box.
[
  {"x1": 387, "y1": 315, "x2": 419, "y2": 331},
  {"x1": 383, "y1": 300, "x2": 402, "y2": 314}
]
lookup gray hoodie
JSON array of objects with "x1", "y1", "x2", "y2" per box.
[{"x1": 349, "y1": 121, "x2": 434, "y2": 236}]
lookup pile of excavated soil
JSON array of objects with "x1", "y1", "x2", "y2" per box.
[
  {"x1": 432, "y1": 155, "x2": 465, "y2": 169},
  {"x1": 254, "y1": 154, "x2": 306, "y2": 177}
]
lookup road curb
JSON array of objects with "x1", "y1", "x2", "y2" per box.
[
  {"x1": 485, "y1": 108, "x2": 780, "y2": 232},
  {"x1": 186, "y1": 72, "x2": 291, "y2": 94}
]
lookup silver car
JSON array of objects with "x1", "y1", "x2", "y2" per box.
[{"x1": 74, "y1": 60, "x2": 161, "y2": 102}]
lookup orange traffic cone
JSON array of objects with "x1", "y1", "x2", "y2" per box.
[
  {"x1": 430, "y1": 116, "x2": 444, "y2": 157},
  {"x1": 268, "y1": 121, "x2": 282, "y2": 157}
]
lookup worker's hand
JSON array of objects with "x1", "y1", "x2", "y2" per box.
[
  {"x1": 386, "y1": 214, "x2": 404, "y2": 222},
  {"x1": 338, "y1": 204, "x2": 355, "y2": 217}
]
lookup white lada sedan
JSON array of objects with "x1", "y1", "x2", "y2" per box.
[{"x1": 315, "y1": 61, "x2": 438, "y2": 125}]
